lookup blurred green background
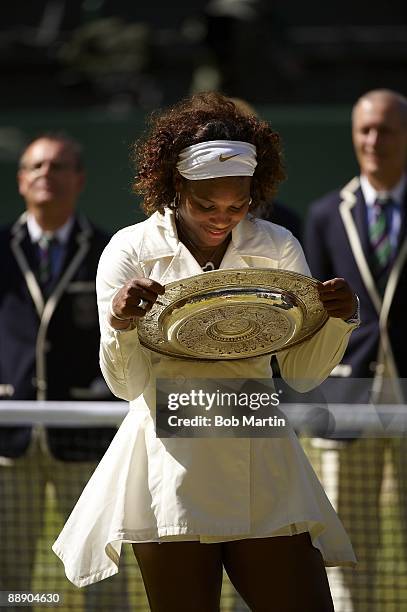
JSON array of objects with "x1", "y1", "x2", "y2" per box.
[{"x1": 0, "y1": 106, "x2": 358, "y2": 233}]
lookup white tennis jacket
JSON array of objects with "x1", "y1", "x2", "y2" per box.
[{"x1": 53, "y1": 209, "x2": 357, "y2": 587}]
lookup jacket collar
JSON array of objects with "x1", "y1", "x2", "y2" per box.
[
  {"x1": 339, "y1": 177, "x2": 382, "y2": 313},
  {"x1": 26, "y1": 213, "x2": 75, "y2": 245},
  {"x1": 11, "y1": 212, "x2": 93, "y2": 318},
  {"x1": 140, "y1": 208, "x2": 279, "y2": 264},
  {"x1": 360, "y1": 172, "x2": 407, "y2": 207},
  {"x1": 339, "y1": 176, "x2": 407, "y2": 318}
]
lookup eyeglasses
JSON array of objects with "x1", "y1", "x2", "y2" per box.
[{"x1": 19, "y1": 160, "x2": 79, "y2": 173}]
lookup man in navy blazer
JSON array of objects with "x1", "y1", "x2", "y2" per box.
[
  {"x1": 0, "y1": 134, "x2": 129, "y2": 610},
  {"x1": 305, "y1": 90, "x2": 407, "y2": 611}
]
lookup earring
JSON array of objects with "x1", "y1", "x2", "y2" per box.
[
  {"x1": 169, "y1": 192, "x2": 180, "y2": 210},
  {"x1": 248, "y1": 197, "x2": 253, "y2": 207}
]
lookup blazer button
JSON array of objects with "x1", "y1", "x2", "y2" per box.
[
  {"x1": 0, "y1": 384, "x2": 14, "y2": 397},
  {"x1": 37, "y1": 379, "x2": 47, "y2": 391},
  {"x1": 32, "y1": 377, "x2": 47, "y2": 390},
  {"x1": 375, "y1": 364, "x2": 385, "y2": 375}
]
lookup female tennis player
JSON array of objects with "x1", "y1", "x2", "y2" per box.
[{"x1": 53, "y1": 92, "x2": 358, "y2": 611}]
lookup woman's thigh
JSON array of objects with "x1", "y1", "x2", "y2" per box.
[
  {"x1": 132, "y1": 541, "x2": 223, "y2": 612},
  {"x1": 222, "y1": 533, "x2": 334, "y2": 612}
]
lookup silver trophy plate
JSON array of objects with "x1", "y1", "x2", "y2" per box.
[{"x1": 137, "y1": 268, "x2": 328, "y2": 360}]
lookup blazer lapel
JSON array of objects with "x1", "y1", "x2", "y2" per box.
[
  {"x1": 396, "y1": 188, "x2": 407, "y2": 254},
  {"x1": 352, "y1": 187, "x2": 371, "y2": 262},
  {"x1": 380, "y1": 189, "x2": 407, "y2": 328},
  {"x1": 339, "y1": 176, "x2": 382, "y2": 314},
  {"x1": 10, "y1": 213, "x2": 93, "y2": 321},
  {"x1": 339, "y1": 177, "x2": 406, "y2": 388},
  {"x1": 10, "y1": 213, "x2": 44, "y2": 317}
]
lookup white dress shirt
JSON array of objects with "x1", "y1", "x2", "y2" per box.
[{"x1": 27, "y1": 214, "x2": 74, "y2": 280}]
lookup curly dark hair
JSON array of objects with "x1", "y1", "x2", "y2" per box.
[{"x1": 133, "y1": 92, "x2": 286, "y2": 216}]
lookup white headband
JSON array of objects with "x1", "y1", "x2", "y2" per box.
[{"x1": 176, "y1": 140, "x2": 257, "y2": 180}]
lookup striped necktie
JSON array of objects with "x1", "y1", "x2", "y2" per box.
[
  {"x1": 38, "y1": 234, "x2": 57, "y2": 289},
  {"x1": 369, "y1": 196, "x2": 393, "y2": 292}
]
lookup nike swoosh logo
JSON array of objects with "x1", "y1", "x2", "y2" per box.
[{"x1": 219, "y1": 153, "x2": 240, "y2": 162}]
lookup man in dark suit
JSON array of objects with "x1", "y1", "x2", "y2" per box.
[
  {"x1": 0, "y1": 134, "x2": 129, "y2": 610},
  {"x1": 305, "y1": 90, "x2": 407, "y2": 612}
]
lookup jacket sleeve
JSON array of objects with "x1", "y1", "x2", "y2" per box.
[
  {"x1": 275, "y1": 231, "x2": 357, "y2": 391},
  {"x1": 96, "y1": 232, "x2": 152, "y2": 402}
]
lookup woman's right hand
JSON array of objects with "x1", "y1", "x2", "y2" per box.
[{"x1": 109, "y1": 278, "x2": 165, "y2": 329}]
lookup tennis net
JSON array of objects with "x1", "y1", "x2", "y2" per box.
[{"x1": 0, "y1": 401, "x2": 406, "y2": 612}]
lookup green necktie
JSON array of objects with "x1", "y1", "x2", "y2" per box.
[{"x1": 369, "y1": 197, "x2": 392, "y2": 292}]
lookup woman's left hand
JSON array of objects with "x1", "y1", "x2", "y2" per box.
[{"x1": 317, "y1": 278, "x2": 357, "y2": 321}]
